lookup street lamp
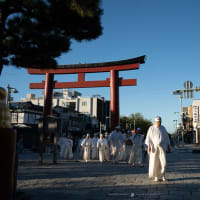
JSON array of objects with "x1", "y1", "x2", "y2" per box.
[
  {"x1": 174, "y1": 111, "x2": 180, "y2": 122},
  {"x1": 172, "y1": 90, "x2": 184, "y2": 145},
  {"x1": 6, "y1": 84, "x2": 18, "y2": 104},
  {"x1": 173, "y1": 90, "x2": 183, "y2": 123},
  {"x1": 173, "y1": 119, "x2": 178, "y2": 130}
]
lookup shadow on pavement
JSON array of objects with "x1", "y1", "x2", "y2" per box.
[
  {"x1": 18, "y1": 182, "x2": 200, "y2": 200},
  {"x1": 18, "y1": 160, "x2": 148, "y2": 181}
]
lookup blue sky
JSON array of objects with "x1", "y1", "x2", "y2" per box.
[{"x1": 1, "y1": 0, "x2": 200, "y2": 133}]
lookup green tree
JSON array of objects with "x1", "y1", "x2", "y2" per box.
[
  {"x1": 0, "y1": 0, "x2": 103, "y2": 75},
  {"x1": 120, "y1": 113, "x2": 153, "y2": 136}
]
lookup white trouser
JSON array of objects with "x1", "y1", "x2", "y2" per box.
[
  {"x1": 83, "y1": 147, "x2": 91, "y2": 161},
  {"x1": 69, "y1": 147, "x2": 73, "y2": 159},
  {"x1": 60, "y1": 145, "x2": 65, "y2": 157},
  {"x1": 125, "y1": 145, "x2": 132, "y2": 161},
  {"x1": 112, "y1": 145, "x2": 121, "y2": 162},
  {"x1": 99, "y1": 149, "x2": 105, "y2": 162},
  {"x1": 92, "y1": 147, "x2": 98, "y2": 159},
  {"x1": 149, "y1": 145, "x2": 167, "y2": 178},
  {"x1": 64, "y1": 146, "x2": 73, "y2": 159},
  {"x1": 128, "y1": 145, "x2": 142, "y2": 165},
  {"x1": 119, "y1": 144, "x2": 126, "y2": 161},
  {"x1": 105, "y1": 147, "x2": 110, "y2": 161}
]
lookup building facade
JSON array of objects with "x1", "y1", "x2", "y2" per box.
[
  {"x1": 183, "y1": 105, "x2": 193, "y2": 131},
  {"x1": 21, "y1": 89, "x2": 110, "y2": 129},
  {"x1": 9, "y1": 101, "x2": 86, "y2": 150},
  {"x1": 192, "y1": 100, "x2": 200, "y2": 143}
]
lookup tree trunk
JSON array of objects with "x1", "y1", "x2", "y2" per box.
[
  {"x1": 0, "y1": 128, "x2": 16, "y2": 200},
  {"x1": 0, "y1": 1, "x2": 6, "y2": 78},
  {"x1": 0, "y1": 64, "x2": 3, "y2": 76}
]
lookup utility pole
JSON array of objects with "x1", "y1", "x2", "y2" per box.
[
  {"x1": 174, "y1": 112, "x2": 180, "y2": 123},
  {"x1": 179, "y1": 92, "x2": 184, "y2": 146},
  {"x1": 173, "y1": 90, "x2": 184, "y2": 145},
  {"x1": 173, "y1": 119, "x2": 178, "y2": 131},
  {"x1": 6, "y1": 84, "x2": 18, "y2": 105}
]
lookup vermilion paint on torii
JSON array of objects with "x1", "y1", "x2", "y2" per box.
[{"x1": 28, "y1": 55, "x2": 145, "y2": 130}]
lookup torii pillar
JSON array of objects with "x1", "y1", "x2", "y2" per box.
[
  {"x1": 28, "y1": 55, "x2": 146, "y2": 131},
  {"x1": 43, "y1": 73, "x2": 54, "y2": 117},
  {"x1": 110, "y1": 69, "x2": 120, "y2": 128}
]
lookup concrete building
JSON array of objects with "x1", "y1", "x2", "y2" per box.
[
  {"x1": 183, "y1": 105, "x2": 193, "y2": 131},
  {"x1": 21, "y1": 89, "x2": 110, "y2": 128},
  {"x1": 9, "y1": 101, "x2": 86, "y2": 150},
  {"x1": 192, "y1": 100, "x2": 200, "y2": 143},
  {"x1": 188, "y1": 105, "x2": 193, "y2": 119}
]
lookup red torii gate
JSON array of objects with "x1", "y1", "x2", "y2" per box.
[{"x1": 28, "y1": 55, "x2": 145, "y2": 130}]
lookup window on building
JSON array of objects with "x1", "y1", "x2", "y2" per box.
[
  {"x1": 11, "y1": 113, "x2": 18, "y2": 123},
  {"x1": 82, "y1": 101, "x2": 87, "y2": 106}
]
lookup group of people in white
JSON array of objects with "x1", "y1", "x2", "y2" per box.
[
  {"x1": 76, "y1": 125, "x2": 146, "y2": 165},
  {"x1": 58, "y1": 116, "x2": 170, "y2": 182},
  {"x1": 58, "y1": 134, "x2": 74, "y2": 159},
  {"x1": 80, "y1": 133, "x2": 110, "y2": 163}
]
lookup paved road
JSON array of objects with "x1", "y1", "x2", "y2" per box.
[{"x1": 17, "y1": 145, "x2": 200, "y2": 200}]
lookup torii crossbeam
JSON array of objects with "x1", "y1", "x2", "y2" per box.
[{"x1": 28, "y1": 55, "x2": 145, "y2": 130}]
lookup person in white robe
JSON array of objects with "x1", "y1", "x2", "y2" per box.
[
  {"x1": 119, "y1": 131, "x2": 127, "y2": 161},
  {"x1": 145, "y1": 116, "x2": 170, "y2": 182},
  {"x1": 81, "y1": 133, "x2": 92, "y2": 163},
  {"x1": 128, "y1": 128, "x2": 144, "y2": 167},
  {"x1": 78, "y1": 135, "x2": 85, "y2": 159},
  {"x1": 125, "y1": 132, "x2": 133, "y2": 161},
  {"x1": 109, "y1": 125, "x2": 124, "y2": 163},
  {"x1": 120, "y1": 132, "x2": 132, "y2": 161},
  {"x1": 64, "y1": 135, "x2": 73, "y2": 159},
  {"x1": 104, "y1": 132, "x2": 110, "y2": 161},
  {"x1": 58, "y1": 133, "x2": 67, "y2": 158},
  {"x1": 91, "y1": 133, "x2": 99, "y2": 160},
  {"x1": 97, "y1": 134, "x2": 107, "y2": 163}
]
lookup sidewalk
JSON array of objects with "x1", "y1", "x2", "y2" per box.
[
  {"x1": 17, "y1": 146, "x2": 200, "y2": 200},
  {"x1": 175, "y1": 143, "x2": 200, "y2": 153}
]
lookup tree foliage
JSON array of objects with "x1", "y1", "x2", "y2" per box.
[
  {"x1": 120, "y1": 113, "x2": 153, "y2": 136},
  {"x1": 0, "y1": 0, "x2": 103, "y2": 73}
]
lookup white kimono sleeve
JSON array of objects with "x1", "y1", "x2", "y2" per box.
[
  {"x1": 145, "y1": 126, "x2": 152, "y2": 146},
  {"x1": 97, "y1": 140, "x2": 100, "y2": 149},
  {"x1": 81, "y1": 139, "x2": 86, "y2": 147},
  {"x1": 162, "y1": 126, "x2": 170, "y2": 150}
]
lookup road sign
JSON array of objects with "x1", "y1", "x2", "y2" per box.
[
  {"x1": 184, "y1": 89, "x2": 194, "y2": 98},
  {"x1": 184, "y1": 81, "x2": 193, "y2": 99},
  {"x1": 184, "y1": 81, "x2": 193, "y2": 89}
]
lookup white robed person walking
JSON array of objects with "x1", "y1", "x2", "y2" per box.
[
  {"x1": 97, "y1": 134, "x2": 107, "y2": 163},
  {"x1": 81, "y1": 133, "x2": 92, "y2": 163},
  {"x1": 109, "y1": 125, "x2": 124, "y2": 163},
  {"x1": 104, "y1": 132, "x2": 110, "y2": 161},
  {"x1": 64, "y1": 135, "x2": 73, "y2": 159},
  {"x1": 91, "y1": 133, "x2": 99, "y2": 160},
  {"x1": 77, "y1": 135, "x2": 85, "y2": 159},
  {"x1": 119, "y1": 132, "x2": 127, "y2": 161},
  {"x1": 145, "y1": 116, "x2": 170, "y2": 182},
  {"x1": 128, "y1": 128, "x2": 144, "y2": 167},
  {"x1": 58, "y1": 134, "x2": 67, "y2": 158}
]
